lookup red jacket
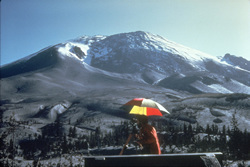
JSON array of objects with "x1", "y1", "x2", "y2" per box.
[{"x1": 139, "y1": 123, "x2": 161, "y2": 154}]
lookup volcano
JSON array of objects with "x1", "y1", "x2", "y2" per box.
[{"x1": 1, "y1": 31, "x2": 250, "y2": 141}]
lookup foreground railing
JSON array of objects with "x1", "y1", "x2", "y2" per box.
[{"x1": 83, "y1": 152, "x2": 223, "y2": 167}]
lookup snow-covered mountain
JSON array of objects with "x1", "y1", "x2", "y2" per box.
[
  {"x1": 2, "y1": 31, "x2": 250, "y2": 94},
  {"x1": 1, "y1": 31, "x2": 250, "y2": 120},
  {"x1": 61, "y1": 31, "x2": 250, "y2": 94}
]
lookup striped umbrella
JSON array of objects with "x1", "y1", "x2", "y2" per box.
[{"x1": 120, "y1": 98, "x2": 170, "y2": 116}]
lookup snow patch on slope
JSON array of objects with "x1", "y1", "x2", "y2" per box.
[
  {"x1": 57, "y1": 42, "x2": 89, "y2": 60},
  {"x1": 223, "y1": 79, "x2": 250, "y2": 93},
  {"x1": 207, "y1": 84, "x2": 232, "y2": 93},
  {"x1": 49, "y1": 101, "x2": 72, "y2": 121},
  {"x1": 191, "y1": 81, "x2": 233, "y2": 93},
  {"x1": 61, "y1": 35, "x2": 107, "y2": 64},
  {"x1": 144, "y1": 32, "x2": 220, "y2": 64}
]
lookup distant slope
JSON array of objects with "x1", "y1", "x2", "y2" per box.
[
  {"x1": 221, "y1": 53, "x2": 250, "y2": 71},
  {"x1": 1, "y1": 46, "x2": 59, "y2": 78}
]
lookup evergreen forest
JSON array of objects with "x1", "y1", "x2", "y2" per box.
[{"x1": 1, "y1": 112, "x2": 249, "y2": 167}]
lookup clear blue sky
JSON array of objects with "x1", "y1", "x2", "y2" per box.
[{"x1": 1, "y1": 0, "x2": 250, "y2": 66}]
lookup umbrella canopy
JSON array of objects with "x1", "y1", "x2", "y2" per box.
[{"x1": 120, "y1": 98, "x2": 170, "y2": 116}]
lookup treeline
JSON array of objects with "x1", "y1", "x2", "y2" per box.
[
  {"x1": 1, "y1": 114, "x2": 250, "y2": 163},
  {"x1": 154, "y1": 120, "x2": 250, "y2": 161}
]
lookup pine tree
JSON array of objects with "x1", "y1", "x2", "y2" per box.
[
  {"x1": 242, "y1": 129, "x2": 250, "y2": 160},
  {"x1": 72, "y1": 126, "x2": 77, "y2": 138},
  {"x1": 211, "y1": 124, "x2": 218, "y2": 134},
  {"x1": 183, "y1": 123, "x2": 187, "y2": 134},
  {"x1": 188, "y1": 124, "x2": 193, "y2": 134},
  {"x1": 228, "y1": 112, "x2": 243, "y2": 160},
  {"x1": 68, "y1": 127, "x2": 72, "y2": 137},
  {"x1": 231, "y1": 112, "x2": 239, "y2": 132},
  {"x1": 219, "y1": 125, "x2": 227, "y2": 152},
  {"x1": 55, "y1": 119, "x2": 62, "y2": 137},
  {"x1": 205, "y1": 124, "x2": 211, "y2": 135},
  {"x1": 95, "y1": 127, "x2": 100, "y2": 149},
  {"x1": 195, "y1": 123, "x2": 201, "y2": 133},
  {"x1": 0, "y1": 110, "x2": 3, "y2": 123},
  {"x1": 62, "y1": 133, "x2": 68, "y2": 153}
]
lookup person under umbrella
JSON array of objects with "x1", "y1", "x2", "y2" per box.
[
  {"x1": 135, "y1": 115, "x2": 161, "y2": 154},
  {"x1": 119, "y1": 98, "x2": 169, "y2": 155}
]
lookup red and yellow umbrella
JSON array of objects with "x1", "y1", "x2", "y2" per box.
[{"x1": 120, "y1": 98, "x2": 170, "y2": 116}]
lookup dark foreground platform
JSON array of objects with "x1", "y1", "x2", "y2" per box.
[{"x1": 84, "y1": 152, "x2": 223, "y2": 167}]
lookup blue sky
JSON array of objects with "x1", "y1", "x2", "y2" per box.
[{"x1": 1, "y1": 0, "x2": 250, "y2": 65}]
